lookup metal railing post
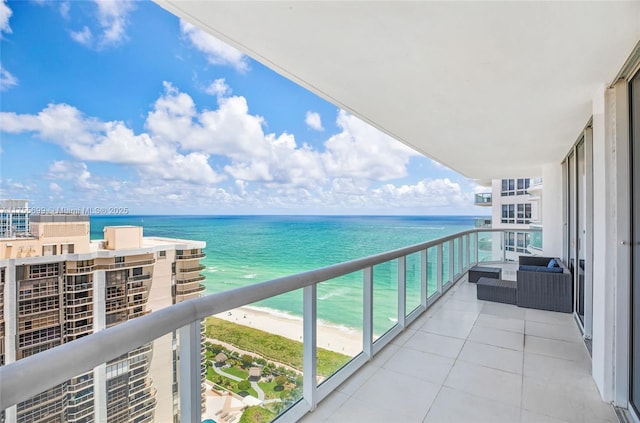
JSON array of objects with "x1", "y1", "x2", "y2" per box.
[
  {"x1": 303, "y1": 284, "x2": 317, "y2": 411},
  {"x1": 398, "y1": 256, "x2": 406, "y2": 329},
  {"x1": 179, "y1": 321, "x2": 202, "y2": 423},
  {"x1": 363, "y1": 267, "x2": 373, "y2": 358}
]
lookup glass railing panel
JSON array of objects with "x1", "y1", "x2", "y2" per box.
[
  {"x1": 462, "y1": 235, "x2": 469, "y2": 270},
  {"x1": 427, "y1": 246, "x2": 438, "y2": 298},
  {"x1": 204, "y1": 292, "x2": 303, "y2": 423},
  {"x1": 469, "y1": 232, "x2": 477, "y2": 266},
  {"x1": 442, "y1": 242, "x2": 451, "y2": 284},
  {"x1": 316, "y1": 272, "x2": 363, "y2": 387},
  {"x1": 453, "y1": 237, "x2": 460, "y2": 277},
  {"x1": 529, "y1": 230, "x2": 543, "y2": 250},
  {"x1": 478, "y1": 231, "x2": 501, "y2": 262},
  {"x1": 372, "y1": 261, "x2": 398, "y2": 342},
  {"x1": 405, "y1": 252, "x2": 422, "y2": 315}
]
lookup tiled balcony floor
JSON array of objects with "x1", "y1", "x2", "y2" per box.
[{"x1": 300, "y1": 277, "x2": 617, "y2": 423}]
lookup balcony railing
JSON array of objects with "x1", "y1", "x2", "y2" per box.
[
  {"x1": 528, "y1": 224, "x2": 543, "y2": 251},
  {"x1": 0, "y1": 228, "x2": 540, "y2": 422},
  {"x1": 474, "y1": 192, "x2": 492, "y2": 206}
]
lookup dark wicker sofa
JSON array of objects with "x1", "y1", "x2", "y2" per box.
[{"x1": 516, "y1": 256, "x2": 573, "y2": 313}]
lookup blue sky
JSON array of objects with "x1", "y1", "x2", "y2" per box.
[{"x1": 0, "y1": 0, "x2": 483, "y2": 215}]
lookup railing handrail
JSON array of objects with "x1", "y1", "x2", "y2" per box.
[{"x1": 0, "y1": 227, "x2": 541, "y2": 411}]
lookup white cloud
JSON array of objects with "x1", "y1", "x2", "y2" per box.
[
  {"x1": 372, "y1": 178, "x2": 471, "y2": 208},
  {"x1": 49, "y1": 182, "x2": 63, "y2": 193},
  {"x1": 47, "y1": 161, "x2": 100, "y2": 190},
  {"x1": 59, "y1": 2, "x2": 70, "y2": 19},
  {"x1": 1, "y1": 81, "x2": 480, "y2": 213},
  {"x1": 305, "y1": 111, "x2": 324, "y2": 131},
  {"x1": 1, "y1": 101, "x2": 224, "y2": 184},
  {"x1": 205, "y1": 78, "x2": 231, "y2": 97},
  {"x1": 0, "y1": 65, "x2": 18, "y2": 91},
  {"x1": 0, "y1": 0, "x2": 12, "y2": 35},
  {"x1": 322, "y1": 110, "x2": 419, "y2": 181},
  {"x1": 180, "y1": 20, "x2": 249, "y2": 73},
  {"x1": 70, "y1": 26, "x2": 92, "y2": 46},
  {"x1": 69, "y1": 0, "x2": 134, "y2": 49}
]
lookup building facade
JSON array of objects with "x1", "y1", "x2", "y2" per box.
[
  {"x1": 475, "y1": 178, "x2": 542, "y2": 261},
  {"x1": 0, "y1": 213, "x2": 206, "y2": 423}
]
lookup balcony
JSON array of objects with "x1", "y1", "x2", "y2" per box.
[
  {"x1": 178, "y1": 264, "x2": 207, "y2": 273},
  {"x1": 175, "y1": 251, "x2": 206, "y2": 260},
  {"x1": 474, "y1": 193, "x2": 492, "y2": 207},
  {"x1": 528, "y1": 224, "x2": 543, "y2": 253},
  {"x1": 474, "y1": 217, "x2": 491, "y2": 229},
  {"x1": 176, "y1": 274, "x2": 206, "y2": 284},
  {"x1": 0, "y1": 228, "x2": 615, "y2": 423}
]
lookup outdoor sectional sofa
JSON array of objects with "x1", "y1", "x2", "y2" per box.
[
  {"x1": 516, "y1": 256, "x2": 573, "y2": 313},
  {"x1": 476, "y1": 256, "x2": 573, "y2": 313}
]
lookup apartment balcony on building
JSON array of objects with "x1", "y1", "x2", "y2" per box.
[
  {"x1": 474, "y1": 217, "x2": 492, "y2": 229},
  {"x1": 0, "y1": 228, "x2": 617, "y2": 423},
  {"x1": 474, "y1": 193, "x2": 492, "y2": 207}
]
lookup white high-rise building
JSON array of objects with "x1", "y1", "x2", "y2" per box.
[{"x1": 0, "y1": 211, "x2": 206, "y2": 423}]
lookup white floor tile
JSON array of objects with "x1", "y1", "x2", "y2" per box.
[
  {"x1": 424, "y1": 386, "x2": 521, "y2": 423},
  {"x1": 524, "y1": 335, "x2": 589, "y2": 362},
  {"x1": 444, "y1": 360, "x2": 522, "y2": 407},
  {"x1": 525, "y1": 320, "x2": 583, "y2": 342},
  {"x1": 382, "y1": 347, "x2": 454, "y2": 385},
  {"x1": 403, "y1": 331, "x2": 465, "y2": 359},
  {"x1": 522, "y1": 376, "x2": 617, "y2": 423},
  {"x1": 351, "y1": 367, "x2": 440, "y2": 421},
  {"x1": 482, "y1": 302, "x2": 527, "y2": 319},
  {"x1": 458, "y1": 340, "x2": 524, "y2": 374},
  {"x1": 468, "y1": 325, "x2": 524, "y2": 351},
  {"x1": 475, "y1": 313, "x2": 525, "y2": 333}
]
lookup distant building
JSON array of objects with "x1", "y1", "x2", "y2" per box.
[
  {"x1": 0, "y1": 199, "x2": 30, "y2": 238},
  {"x1": 475, "y1": 178, "x2": 543, "y2": 260},
  {"x1": 0, "y1": 207, "x2": 206, "y2": 422}
]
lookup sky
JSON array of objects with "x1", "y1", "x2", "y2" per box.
[{"x1": 0, "y1": 0, "x2": 485, "y2": 215}]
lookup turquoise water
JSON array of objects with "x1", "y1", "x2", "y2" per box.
[{"x1": 90, "y1": 215, "x2": 474, "y2": 334}]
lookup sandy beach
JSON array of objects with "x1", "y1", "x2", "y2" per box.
[{"x1": 214, "y1": 306, "x2": 363, "y2": 357}]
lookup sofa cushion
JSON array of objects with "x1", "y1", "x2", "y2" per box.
[{"x1": 519, "y1": 265, "x2": 564, "y2": 273}]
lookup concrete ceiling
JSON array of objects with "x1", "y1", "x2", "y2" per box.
[{"x1": 155, "y1": 1, "x2": 640, "y2": 179}]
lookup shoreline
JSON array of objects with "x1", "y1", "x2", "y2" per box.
[{"x1": 214, "y1": 306, "x2": 362, "y2": 356}]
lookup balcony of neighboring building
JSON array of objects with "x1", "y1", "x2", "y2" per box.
[
  {"x1": 474, "y1": 217, "x2": 491, "y2": 229},
  {"x1": 528, "y1": 178, "x2": 543, "y2": 193},
  {"x1": 175, "y1": 249, "x2": 206, "y2": 260},
  {"x1": 527, "y1": 224, "x2": 543, "y2": 254},
  {"x1": 474, "y1": 193, "x2": 492, "y2": 206}
]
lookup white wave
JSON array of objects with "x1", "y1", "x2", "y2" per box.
[
  {"x1": 388, "y1": 317, "x2": 398, "y2": 323},
  {"x1": 243, "y1": 273, "x2": 257, "y2": 279},
  {"x1": 318, "y1": 288, "x2": 347, "y2": 301}
]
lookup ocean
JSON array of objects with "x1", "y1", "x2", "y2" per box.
[{"x1": 90, "y1": 215, "x2": 475, "y2": 336}]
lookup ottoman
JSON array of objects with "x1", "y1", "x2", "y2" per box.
[
  {"x1": 468, "y1": 265, "x2": 502, "y2": 283},
  {"x1": 476, "y1": 277, "x2": 517, "y2": 305}
]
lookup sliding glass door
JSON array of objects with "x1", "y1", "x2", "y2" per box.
[
  {"x1": 630, "y1": 67, "x2": 640, "y2": 417},
  {"x1": 564, "y1": 129, "x2": 592, "y2": 335}
]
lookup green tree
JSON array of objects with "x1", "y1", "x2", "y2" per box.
[
  {"x1": 241, "y1": 354, "x2": 253, "y2": 368},
  {"x1": 237, "y1": 380, "x2": 251, "y2": 392},
  {"x1": 274, "y1": 375, "x2": 287, "y2": 391}
]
